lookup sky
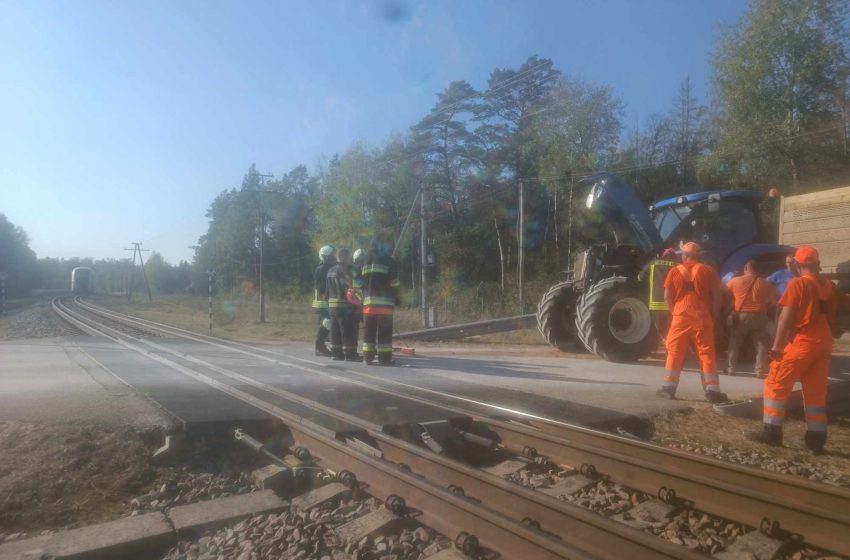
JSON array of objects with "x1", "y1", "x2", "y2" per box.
[{"x1": 0, "y1": 0, "x2": 749, "y2": 264}]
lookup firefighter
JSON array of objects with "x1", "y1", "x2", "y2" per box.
[
  {"x1": 312, "y1": 245, "x2": 336, "y2": 357},
  {"x1": 326, "y1": 248, "x2": 361, "y2": 361},
  {"x1": 746, "y1": 246, "x2": 838, "y2": 453},
  {"x1": 725, "y1": 260, "x2": 777, "y2": 378},
  {"x1": 657, "y1": 241, "x2": 728, "y2": 403},
  {"x1": 352, "y1": 248, "x2": 366, "y2": 347},
  {"x1": 361, "y1": 239, "x2": 400, "y2": 366}
]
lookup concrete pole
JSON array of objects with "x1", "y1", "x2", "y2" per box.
[
  {"x1": 420, "y1": 186, "x2": 428, "y2": 327},
  {"x1": 518, "y1": 180, "x2": 525, "y2": 314}
]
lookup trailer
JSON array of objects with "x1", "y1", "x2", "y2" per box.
[{"x1": 778, "y1": 185, "x2": 850, "y2": 281}]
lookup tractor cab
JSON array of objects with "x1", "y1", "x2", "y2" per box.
[{"x1": 649, "y1": 190, "x2": 765, "y2": 268}]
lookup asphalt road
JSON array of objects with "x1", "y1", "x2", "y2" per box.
[{"x1": 2, "y1": 332, "x2": 822, "y2": 434}]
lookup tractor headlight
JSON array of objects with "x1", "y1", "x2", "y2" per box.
[{"x1": 586, "y1": 186, "x2": 597, "y2": 209}]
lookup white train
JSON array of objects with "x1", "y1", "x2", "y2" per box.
[{"x1": 71, "y1": 267, "x2": 94, "y2": 294}]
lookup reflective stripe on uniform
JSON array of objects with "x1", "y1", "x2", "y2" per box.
[
  {"x1": 362, "y1": 264, "x2": 390, "y2": 274},
  {"x1": 377, "y1": 343, "x2": 393, "y2": 353},
  {"x1": 362, "y1": 343, "x2": 375, "y2": 352},
  {"x1": 807, "y1": 422, "x2": 827, "y2": 432},
  {"x1": 363, "y1": 307, "x2": 393, "y2": 316},
  {"x1": 311, "y1": 300, "x2": 329, "y2": 309},
  {"x1": 701, "y1": 372, "x2": 719, "y2": 388},
  {"x1": 390, "y1": 279, "x2": 401, "y2": 287},
  {"x1": 763, "y1": 414, "x2": 784, "y2": 426},
  {"x1": 363, "y1": 296, "x2": 395, "y2": 306},
  {"x1": 662, "y1": 370, "x2": 680, "y2": 388},
  {"x1": 805, "y1": 405, "x2": 827, "y2": 427},
  {"x1": 764, "y1": 398, "x2": 786, "y2": 412}
]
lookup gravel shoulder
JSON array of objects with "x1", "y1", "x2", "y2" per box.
[{"x1": 652, "y1": 405, "x2": 850, "y2": 488}]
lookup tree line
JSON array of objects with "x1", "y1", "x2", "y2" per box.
[{"x1": 192, "y1": 0, "x2": 850, "y2": 312}]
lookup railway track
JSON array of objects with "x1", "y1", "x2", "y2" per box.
[{"x1": 55, "y1": 297, "x2": 850, "y2": 558}]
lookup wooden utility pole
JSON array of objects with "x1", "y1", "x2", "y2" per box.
[
  {"x1": 518, "y1": 180, "x2": 525, "y2": 313},
  {"x1": 420, "y1": 186, "x2": 428, "y2": 327}
]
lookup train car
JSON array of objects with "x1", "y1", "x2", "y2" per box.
[{"x1": 71, "y1": 267, "x2": 94, "y2": 294}]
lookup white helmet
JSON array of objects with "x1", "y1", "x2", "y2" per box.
[
  {"x1": 319, "y1": 245, "x2": 335, "y2": 262},
  {"x1": 353, "y1": 248, "x2": 365, "y2": 264}
]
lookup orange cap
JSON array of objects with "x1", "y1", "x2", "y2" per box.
[
  {"x1": 794, "y1": 246, "x2": 819, "y2": 265},
  {"x1": 681, "y1": 242, "x2": 702, "y2": 255}
]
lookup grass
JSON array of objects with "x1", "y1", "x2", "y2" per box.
[
  {"x1": 94, "y1": 294, "x2": 429, "y2": 342},
  {"x1": 91, "y1": 293, "x2": 548, "y2": 346}
]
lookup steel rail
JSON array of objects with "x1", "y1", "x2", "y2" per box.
[
  {"x1": 54, "y1": 297, "x2": 609, "y2": 560},
  {"x1": 76, "y1": 299, "x2": 850, "y2": 554},
  {"x1": 66, "y1": 297, "x2": 701, "y2": 559}
]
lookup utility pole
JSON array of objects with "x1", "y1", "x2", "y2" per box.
[
  {"x1": 0, "y1": 272, "x2": 7, "y2": 317},
  {"x1": 250, "y1": 170, "x2": 275, "y2": 323},
  {"x1": 125, "y1": 242, "x2": 152, "y2": 302},
  {"x1": 420, "y1": 186, "x2": 428, "y2": 327},
  {"x1": 206, "y1": 270, "x2": 216, "y2": 335},
  {"x1": 125, "y1": 246, "x2": 137, "y2": 300},
  {"x1": 518, "y1": 180, "x2": 525, "y2": 314}
]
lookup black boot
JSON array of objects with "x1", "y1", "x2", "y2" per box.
[
  {"x1": 745, "y1": 424, "x2": 783, "y2": 447},
  {"x1": 315, "y1": 325, "x2": 331, "y2": 356},
  {"x1": 345, "y1": 353, "x2": 362, "y2": 362},
  {"x1": 363, "y1": 353, "x2": 375, "y2": 365},
  {"x1": 705, "y1": 391, "x2": 729, "y2": 404},
  {"x1": 804, "y1": 431, "x2": 826, "y2": 455},
  {"x1": 656, "y1": 387, "x2": 676, "y2": 399}
]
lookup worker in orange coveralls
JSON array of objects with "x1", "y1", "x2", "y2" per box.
[
  {"x1": 656, "y1": 242, "x2": 728, "y2": 403},
  {"x1": 746, "y1": 246, "x2": 838, "y2": 454}
]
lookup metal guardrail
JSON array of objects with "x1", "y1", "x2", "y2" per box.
[{"x1": 396, "y1": 314, "x2": 536, "y2": 341}]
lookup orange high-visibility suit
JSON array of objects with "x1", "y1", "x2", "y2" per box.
[
  {"x1": 763, "y1": 274, "x2": 838, "y2": 434},
  {"x1": 662, "y1": 262, "x2": 721, "y2": 393}
]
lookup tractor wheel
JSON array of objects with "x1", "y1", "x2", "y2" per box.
[
  {"x1": 537, "y1": 281, "x2": 583, "y2": 352},
  {"x1": 575, "y1": 276, "x2": 658, "y2": 362}
]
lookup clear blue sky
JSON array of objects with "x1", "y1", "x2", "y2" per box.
[{"x1": 1, "y1": 0, "x2": 748, "y2": 264}]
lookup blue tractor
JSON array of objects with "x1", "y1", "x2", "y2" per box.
[{"x1": 536, "y1": 173, "x2": 794, "y2": 362}]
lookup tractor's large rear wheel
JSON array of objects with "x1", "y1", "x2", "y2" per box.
[
  {"x1": 575, "y1": 276, "x2": 658, "y2": 362},
  {"x1": 537, "y1": 281, "x2": 583, "y2": 351}
]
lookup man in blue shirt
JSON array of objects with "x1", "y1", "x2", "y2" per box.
[{"x1": 767, "y1": 255, "x2": 798, "y2": 297}]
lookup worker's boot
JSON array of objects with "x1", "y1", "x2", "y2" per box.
[
  {"x1": 804, "y1": 431, "x2": 827, "y2": 455},
  {"x1": 378, "y1": 355, "x2": 396, "y2": 366},
  {"x1": 363, "y1": 352, "x2": 376, "y2": 365},
  {"x1": 345, "y1": 352, "x2": 362, "y2": 362},
  {"x1": 655, "y1": 387, "x2": 676, "y2": 400},
  {"x1": 315, "y1": 326, "x2": 332, "y2": 357},
  {"x1": 745, "y1": 424, "x2": 783, "y2": 447},
  {"x1": 705, "y1": 391, "x2": 729, "y2": 404},
  {"x1": 331, "y1": 347, "x2": 345, "y2": 361}
]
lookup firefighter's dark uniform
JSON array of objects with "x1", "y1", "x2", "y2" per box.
[
  {"x1": 326, "y1": 263, "x2": 358, "y2": 360},
  {"x1": 352, "y1": 262, "x2": 364, "y2": 348},
  {"x1": 312, "y1": 261, "x2": 333, "y2": 354},
  {"x1": 361, "y1": 254, "x2": 400, "y2": 365}
]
